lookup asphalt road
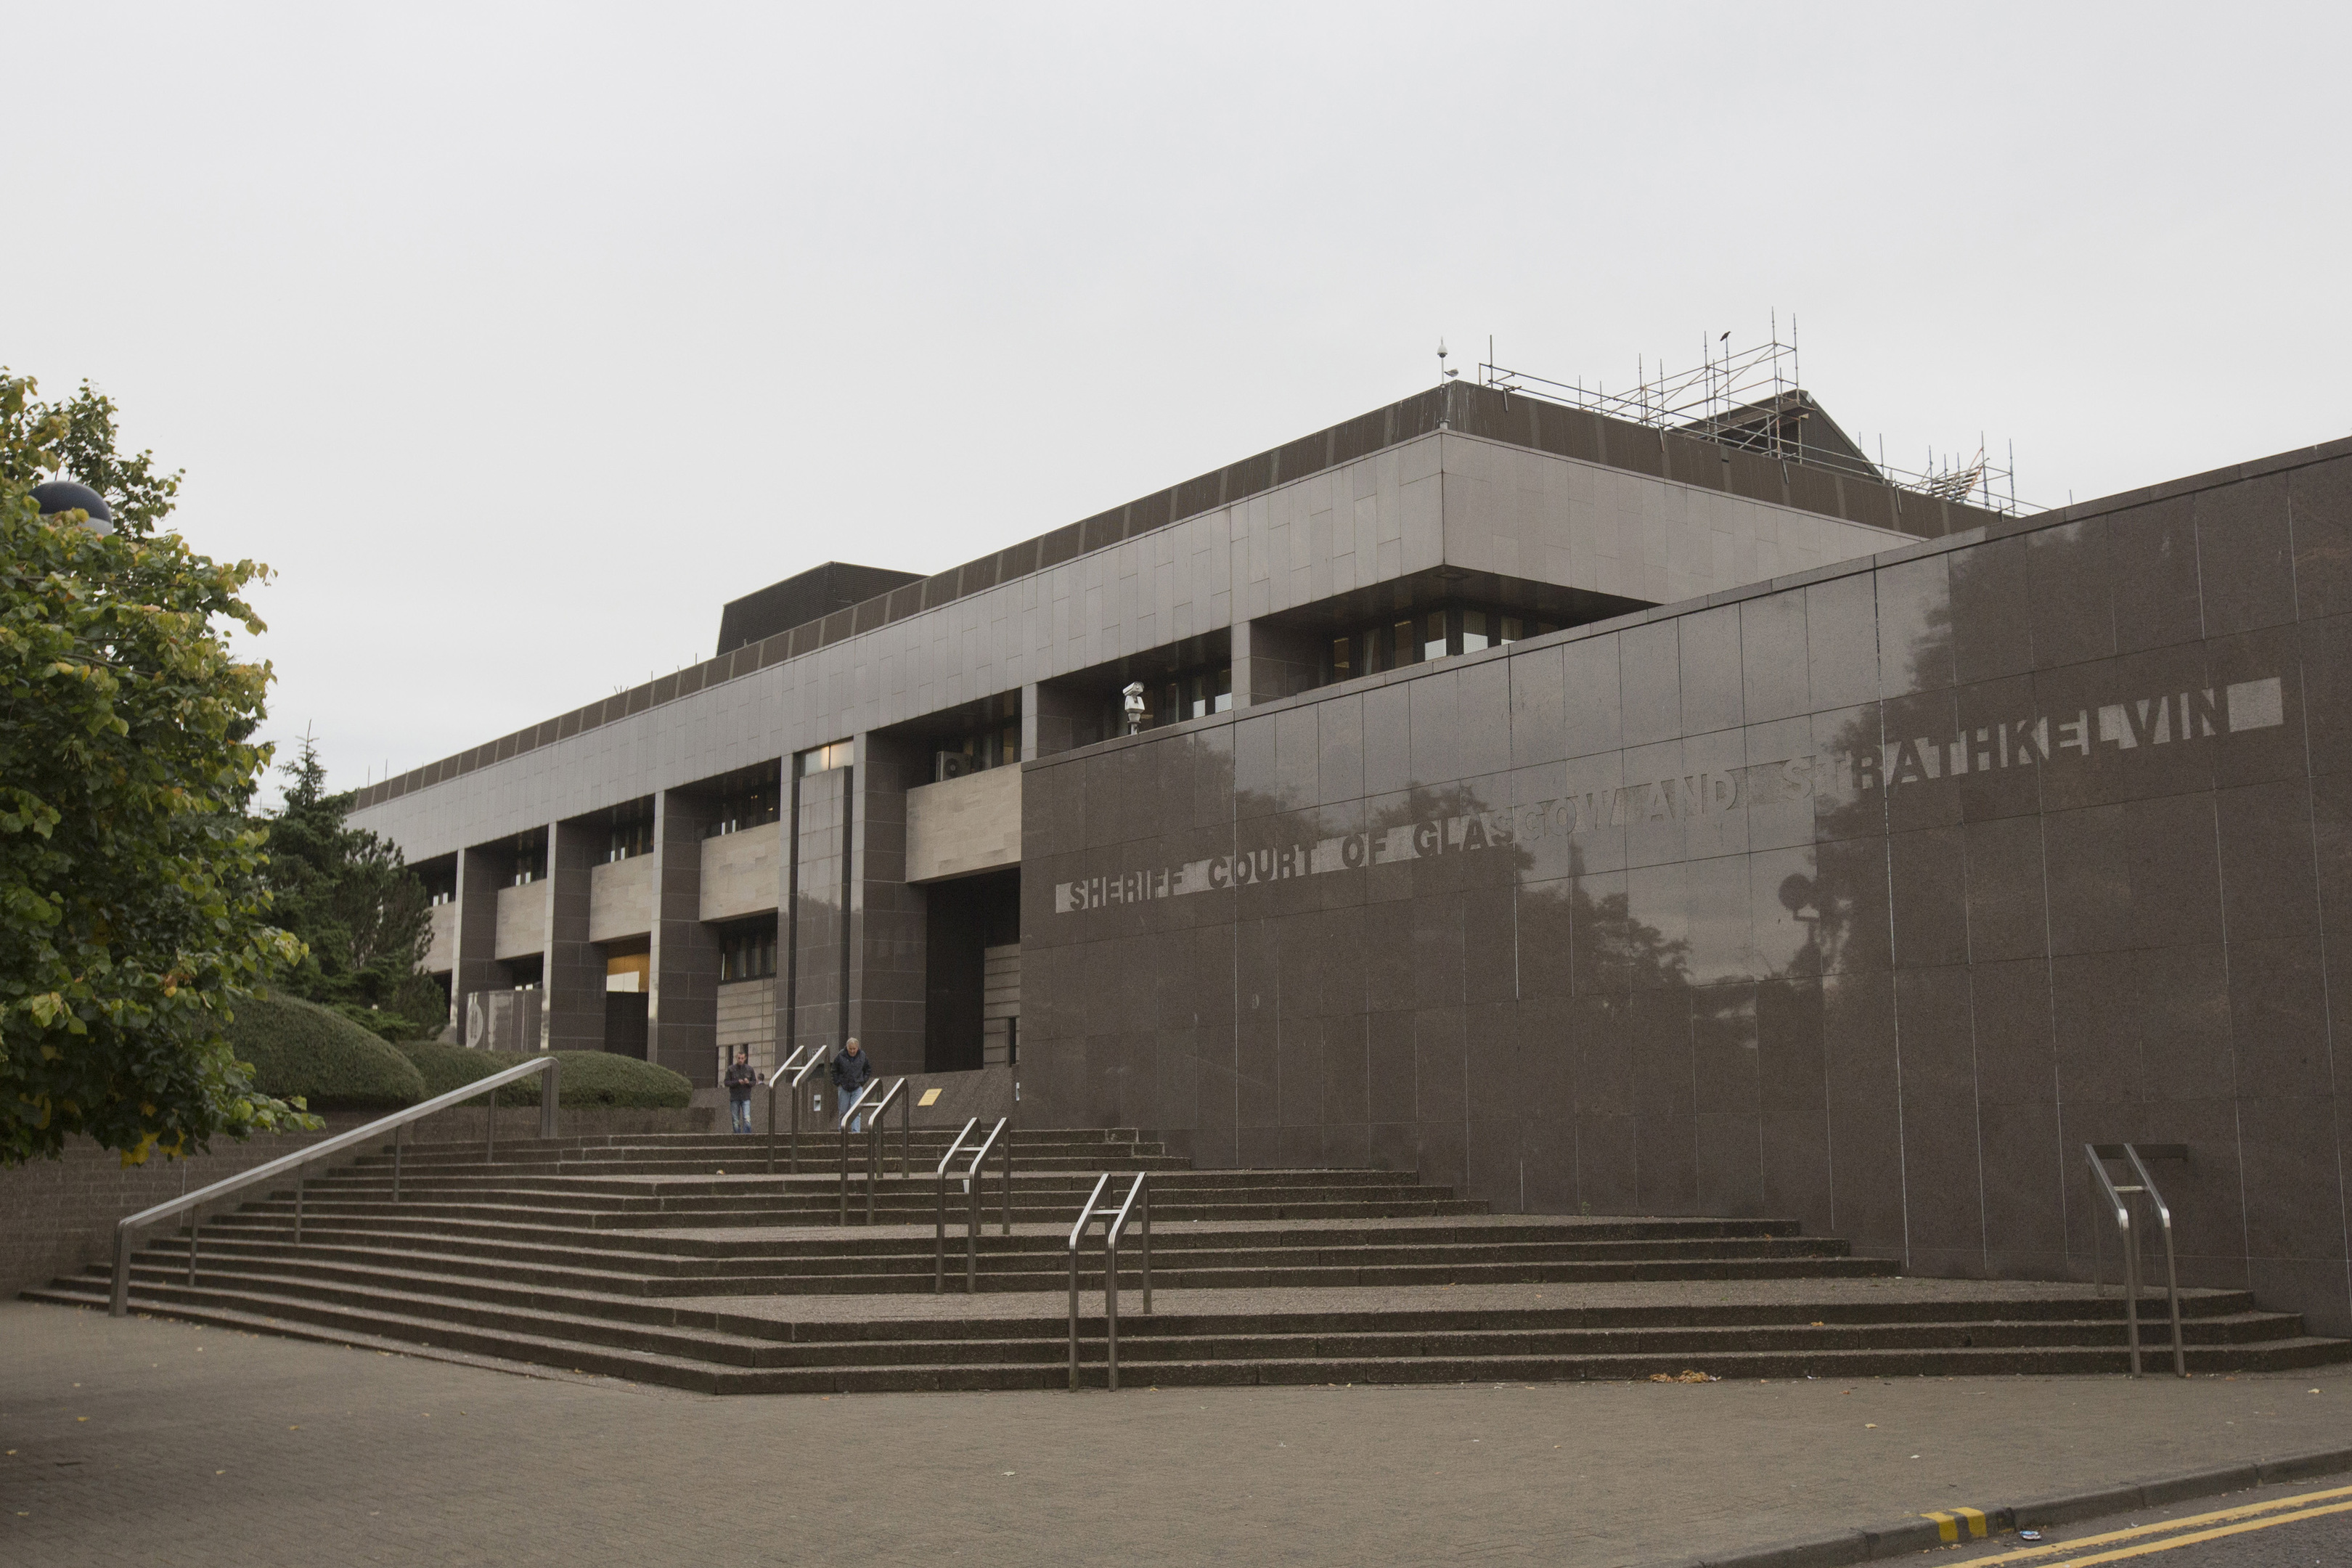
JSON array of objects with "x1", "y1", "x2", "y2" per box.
[{"x1": 1949, "y1": 1480, "x2": 2352, "y2": 1568}]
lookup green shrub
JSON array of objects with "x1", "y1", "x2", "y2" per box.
[
  {"x1": 390, "y1": 1042, "x2": 691, "y2": 1109},
  {"x1": 225, "y1": 995, "x2": 428, "y2": 1111},
  {"x1": 322, "y1": 1000, "x2": 434, "y2": 1044}
]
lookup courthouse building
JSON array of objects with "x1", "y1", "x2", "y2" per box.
[{"x1": 349, "y1": 372, "x2": 2352, "y2": 1333}]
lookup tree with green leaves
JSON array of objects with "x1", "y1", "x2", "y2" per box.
[
  {"x1": 262, "y1": 735, "x2": 442, "y2": 1040},
  {"x1": 1, "y1": 370, "x2": 316, "y2": 1167}
]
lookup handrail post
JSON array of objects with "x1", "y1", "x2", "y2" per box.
[
  {"x1": 2126, "y1": 1144, "x2": 2189, "y2": 1379},
  {"x1": 1002, "y1": 1114, "x2": 1013, "y2": 1236},
  {"x1": 2126, "y1": 1197, "x2": 2143, "y2": 1378},
  {"x1": 486, "y1": 1079, "x2": 497, "y2": 1164},
  {"x1": 294, "y1": 1175, "x2": 304, "y2": 1244},
  {"x1": 968, "y1": 1150, "x2": 981, "y2": 1294},
  {"x1": 1141, "y1": 1174, "x2": 1151, "y2": 1315},
  {"x1": 110, "y1": 1228, "x2": 132, "y2": 1315},
  {"x1": 539, "y1": 1055, "x2": 560, "y2": 1142},
  {"x1": 866, "y1": 1116, "x2": 879, "y2": 1225},
  {"x1": 1066, "y1": 1172, "x2": 1111, "y2": 1392},
  {"x1": 187, "y1": 1220, "x2": 197, "y2": 1286},
  {"x1": 1068, "y1": 1222, "x2": 1082, "y2": 1391},
  {"x1": 393, "y1": 1122, "x2": 404, "y2": 1204},
  {"x1": 1105, "y1": 1222, "x2": 1122, "y2": 1392}
]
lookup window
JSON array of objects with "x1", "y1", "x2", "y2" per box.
[
  {"x1": 1102, "y1": 662, "x2": 1231, "y2": 736},
  {"x1": 509, "y1": 834, "x2": 546, "y2": 886},
  {"x1": 935, "y1": 719, "x2": 1022, "y2": 780},
  {"x1": 706, "y1": 781, "x2": 780, "y2": 837},
  {"x1": 799, "y1": 740, "x2": 852, "y2": 776},
  {"x1": 1323, "y1": 605, "x2": 1559, "y2": 683},
  {"x1": 419, "y1": 863, "x2": 457, "y2": 907},
  {"x1": 608, "y1": 814, "x2": 653, "y2": 862},
  {"x1": 717, "y1": 920, "x2": 777, "y2": 983}
]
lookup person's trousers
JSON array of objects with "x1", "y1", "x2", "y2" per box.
[
  {"x1": 730, "y1": 1098, "x2": 752, "y2": 1134},
  {"x1": 838, "y1": 1093, "x2": 863, "y2": 1133}
]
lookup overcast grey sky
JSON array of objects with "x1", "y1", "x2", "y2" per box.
[{"x1": 9, "y1": 4, "x2": 2348, "y2": 801}]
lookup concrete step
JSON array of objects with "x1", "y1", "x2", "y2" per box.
[
  {"x1": 41, "y1": 1117, "x2": 2348, "y2": 1394},
  {"x1": 30, "y1": 1276, "x2": 2345, "y2": 1394}
]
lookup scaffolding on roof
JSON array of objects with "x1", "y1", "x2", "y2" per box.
[{"x1": 1477, "y1": 317, "x2": 2033, "y2": 518}]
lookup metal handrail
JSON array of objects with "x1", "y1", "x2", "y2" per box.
[
  {"x1": 2122, "y1": 1144, "x2": 2186, "y2": 1379},
  {"x1": 110, "y1": 1053, "x2": 561, "y2": 1316},
  {"x1": 764, "y1": 1045, "x2": 827, "y2": 1174},
  {"x1": 1067, "y1": 1171, "x2": 1152, "y2": 1390},
  {"x1": 934, "y1": 1116, "x2": 1013, "y2": 1294},
  {"x1": 838, "y1": 1077, "x2": 910, "y2": 1225},
  {"x1": 2084, "y1": 1143, "x2": 2186, "y2": 1379}
]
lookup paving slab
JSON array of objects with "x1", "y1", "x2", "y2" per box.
[{"x1": 5, "y1": 1299, "x2": 2348, "y2": 1567}]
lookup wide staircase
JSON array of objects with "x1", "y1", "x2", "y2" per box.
[{"x1": 28, "y1": 1126, "x2": 2348, "y2": 1392}]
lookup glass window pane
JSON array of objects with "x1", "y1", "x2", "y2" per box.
[
  {"x1": 1424, "y1": 612, "x2": 1448, "y2": 662},
  {"x1": 1499, "y1": 616, "x2": 1522, "y2": 643},
  {"x1": 1214, "y1": 665, "x2": 1233, "y2": 711},
  {"x1": 1330, "y1": 636, "x2": 1352, "y2": 680},
  {"x1": 1393, "y1": 619, "x2": 1418, "y2": 666},
  {"x1": 1463, "y1": 610, "x2": 1488, "y2": 652}
]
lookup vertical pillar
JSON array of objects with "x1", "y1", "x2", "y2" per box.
[
  {"x1": 850, "y1": 731, "x2": 926, "y2": 1077},
  {"x1": 544, "y1": 817, "x2": 603, "y2": 1053},
  {"x1": 788, "y1": 759, "x2": 854, "y2": 1059},
  {"x1": 1231, "y1": 618, "x2": 1320, "y2": 707},
  {"x1": 1023, "y1": 680, "x2": 1097, "y2": 759},
  {"x1": 649, "y1": 789, "x2": 719, "y2": 1087},
  {"x1": 452, "y1": 844, "x2": 502, "y2": 1045}
]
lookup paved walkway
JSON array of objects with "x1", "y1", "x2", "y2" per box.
[{"x1": 1, "y1": 1300, "x2": 2345, "y2": 1567}]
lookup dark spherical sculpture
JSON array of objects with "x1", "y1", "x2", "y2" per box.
[{"x1": 32, "y1": 479, "x2": 113, "y2": 534}]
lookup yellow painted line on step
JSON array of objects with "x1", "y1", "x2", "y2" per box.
[
  {"x1": 1922, "y1": 1507, "x2": 1989, "y2": 1542},
  {"x1": 1963, "y1": 1483, "x2": 2352, "y2": 1563}
]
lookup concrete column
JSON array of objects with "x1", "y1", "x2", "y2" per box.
[
  {"x1": 1232, "y1": 617, "x2": 1320, "y2": 707},
  {"x1": 451, "y1": 844, "x2": 502, "y2": 1042},
  {"x1": 849, "y1": 730, "x2": 926, "y2": 1077},
  {"x1": 543, "y1": 817, "x2": 602, "y2": 1053},
  {"x1": 1023, "y1": 679, "x2": 1098, "y2": 759},
  {"x1": 649, "y1": 789, "x2": 719, "y2": 1087},
  {"x1": 772, "y1": 755, "x2": 796, "y2": 1075}
]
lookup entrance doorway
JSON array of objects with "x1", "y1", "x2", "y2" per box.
[{"x1": 923, "y1": 869, "x2": 1018, "y2": 1073}]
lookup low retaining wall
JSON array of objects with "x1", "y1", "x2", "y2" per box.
[{"x1": 2, "y1": 1103, "x2": 712, "y2": 1302}]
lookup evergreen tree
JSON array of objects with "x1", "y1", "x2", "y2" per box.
[{"x1": 260, "y1": 736, "x2": 438, "y2": 1037}]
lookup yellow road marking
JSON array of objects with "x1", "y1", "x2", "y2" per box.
[
  {"x1": 2042, "y1": 1498, "x2": 2352, "y2": 1564},
  {"x1": 1963, "y1": 1484, "x2": 2352, "y2": 1564}
]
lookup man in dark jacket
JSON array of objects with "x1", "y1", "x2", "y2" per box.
[
  {"x1": 829, "y1": 1036, "x2": 875, "y2": 1132},
  {"x1": 723, "y1": 1048, "x2": 757, "y2": 1135}
]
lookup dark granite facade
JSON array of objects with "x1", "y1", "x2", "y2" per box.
[{"x1": 1021, "y1": 445, "x2": 2352, "y2": 1336}]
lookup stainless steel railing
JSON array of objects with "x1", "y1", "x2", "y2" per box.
[
  {"x1": 2085, "y1": 1142, "x2": 2186, "y2": 1379},
  {"x1": 764, "y1": 1045, "x2": 830, "y2": 1174},
  {"x1": 110, "y1": 1053, "x2": 562, "y2": 1317},
  {"x1": 1067, "y1": 1171, "x2": 1151, "y2": 1390},
  {"x1": 934, "y1": 1116, "x2": 1013, "y2": 1294},
  {"x1": 838, "y1": 1077, "x2": 910, "y2": 1225}
]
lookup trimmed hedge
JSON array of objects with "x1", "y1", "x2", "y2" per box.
[
  {"x1": 391, "y1": 1041, "x2": 692, "y2": 1109},
  {"x1": 226, "y1": 995, "x2": 429, "y2": 1111}
]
